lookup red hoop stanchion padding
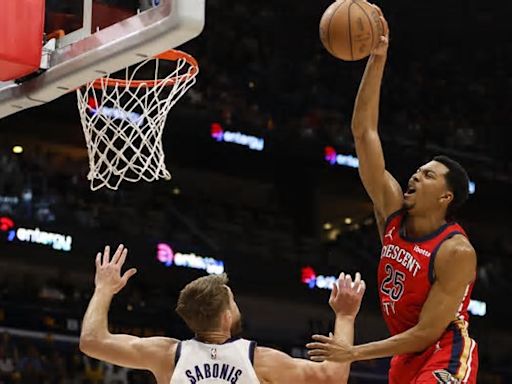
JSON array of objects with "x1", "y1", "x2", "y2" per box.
[
  {"x1": 0, "y1": 0, "x2": 45, "y2": 81},
  {"x1": 77, "y1": 49, "x2": 199, "y2": 191}
]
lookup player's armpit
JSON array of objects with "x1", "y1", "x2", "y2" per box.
[
  {"x1": 373, "y1": 206, "x2": 386, "y2": 243},
  {"x1": 254, "y1": 347, "x2": 349, "y2": 384},
  {"x1": 79, "y1": 334, "x2": 177, "y2": 373}
]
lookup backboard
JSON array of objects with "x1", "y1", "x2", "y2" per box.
[{"x1": 0, "y1": 0, "x2": 205, "y2": 119}]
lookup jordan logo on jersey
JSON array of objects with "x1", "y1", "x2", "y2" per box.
[
  {"x1": 385, "y1": 226, "x2": 395, "y2": 241},
  {"x1": 433, "y1": 370, "x2": 461, "y2": 383},
  {"x1": 185, "y1": 363, "x2": 243, "y2": 383}
]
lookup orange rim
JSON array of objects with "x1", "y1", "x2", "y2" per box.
[{"x1": 91, "y1": 49, "x2": 199, "y2": 89}]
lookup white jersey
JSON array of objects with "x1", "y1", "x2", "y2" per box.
[{"x1": 170, "y1": 338, "x2": 260, "y2": 384}]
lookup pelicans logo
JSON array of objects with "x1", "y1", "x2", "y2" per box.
[{"x1": 433, "y1": 370, "x2": 460, "y2": 384}]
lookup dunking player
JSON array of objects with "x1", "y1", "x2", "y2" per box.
[
  {"x1": 80, "y1": 244, "x2": 366, "y2": 384},
  {"x1": 307, "y1": 10, "x2": 478, "y2": 384}
]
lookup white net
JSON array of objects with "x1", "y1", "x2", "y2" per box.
[{"x1": 76, "y1": 51, "x2": 198, "y2": 191}]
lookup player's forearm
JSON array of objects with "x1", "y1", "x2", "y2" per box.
[
  {"x1": 353, "y1": 326, "x2": 436, "y2": 361},
  {"x1": 333, "y1": 315, "x2": 355, "y2": 345},
  {"x1": 318, "y1": 315, "x2": 354, "y2": 383},
  {"x1": 80, "y1": 288, "x2": 114, "y2": 342},
  {"x1": 351, "y1": 54, "x2": 387, "y2": 139}
]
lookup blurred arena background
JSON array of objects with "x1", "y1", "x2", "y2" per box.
[{"x1": 0, "y1": 0, "x2": 511, "y2": 382}]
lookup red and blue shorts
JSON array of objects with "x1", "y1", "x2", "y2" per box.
[{"x1": 388, "y1": 322, "x2": 478, "y2": 383}]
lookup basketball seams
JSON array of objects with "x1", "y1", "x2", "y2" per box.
[
  {"x1": 347, "y1": 1, "x2": 355, "y2": 61},
  {"x1": 326, "y1": 0, "x2": 348, "y2": 56},
  {"x1": 353, "y1": 0, "x2": 375, "y2": 55}
]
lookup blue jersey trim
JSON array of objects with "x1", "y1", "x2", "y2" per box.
[
  {"x1": 174, "y1": 341, "x2": 182, "y2": 366},
  {"x1": 384, "y1": 209, "x2": 404, "y2": 231},
  {"x1": 447, "y1": 323, "x2": 464, "y2": 374},
  {"x1": 428, "y1": 231, "x2": 464, "y2": 284},
  {"x1": 399, "y1": 218, "x2": 455, "y2": 243},
  {"x1": 249, "y1": 341, "x2": 257, "y2": 365}
]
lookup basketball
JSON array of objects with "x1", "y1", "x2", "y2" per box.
[{"x1": 319, "y1": 0, "x2": 383, "y2": 61}]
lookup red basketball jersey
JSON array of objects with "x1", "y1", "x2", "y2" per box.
[{"x1": 378, "y1": 210, "x2": 474, "y2": 336}]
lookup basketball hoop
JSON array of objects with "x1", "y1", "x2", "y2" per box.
[{"x1": 76, "y1": 49, "x2": 198, "y2": 191}]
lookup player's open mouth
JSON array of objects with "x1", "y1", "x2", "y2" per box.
[{"x1": 404, "y1": 187, "x2": 416, "y2": 197}]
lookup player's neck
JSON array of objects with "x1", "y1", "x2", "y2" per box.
[
  {"x1": 404, "y1": 212, "x2": 446, "y2": 239},
  {"x1": 195, "y1": 331, "x2": 232, "y2": 345}
]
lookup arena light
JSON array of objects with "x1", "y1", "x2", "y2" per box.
[
  {"x1": 210, "y1": 123, "x2": 264, "y2": 152},
  {"x1": 12, "y1": 145, "x2": 23, "y2": 154},
  {"x1": 157, "y1": 243, "x2": 224, "y2": 275},
  {"x1": 467, "y1": 299, "x2": 486, "y2": 317},
  {"x1": 87, "y1": 97, "x2": 144, "y2": 126},
  {"x1": 301, "y1": 266, "x2": 336, "y2": 290},
  {"x1": 0, "y1": 196, "x2": 19, "y2": 205},
  {"x1": 468, "y1": 181, "x2": 476, "y2": 195},
  {"x1": 0, "y1": 216, "x2": 72, "y2": 251},
  {"x1": 324, "y1": 146, "x2": 359, "y2": 168}
]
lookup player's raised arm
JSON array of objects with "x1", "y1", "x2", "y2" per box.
[
  {"x1": 79, "y1": 245, "x2": 178, "y2": 379},
  {"x1": 255, "y1": 273, "x2": 366, "y2": 384},
  {"x1": 351, "y1": 9, "x2": 403, "y2": 220}
]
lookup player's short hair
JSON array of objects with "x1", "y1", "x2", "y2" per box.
[
  {"x1": 176, "y1": 273, "x2": 230, "y2": 332},
  {"x1": 433, "y1": 155, "x2": 470, "y2": 218}
]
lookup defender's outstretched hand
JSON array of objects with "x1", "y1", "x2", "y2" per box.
[
  {"x1": 95, "y1": 245, "x2": 137, "y2": 295},
  {"x1": 307, "y1": 272, "x2": 366, "y2": 363},
  {"x1": 329, "y1": 272, "x2": 366, "y2": 317}
]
